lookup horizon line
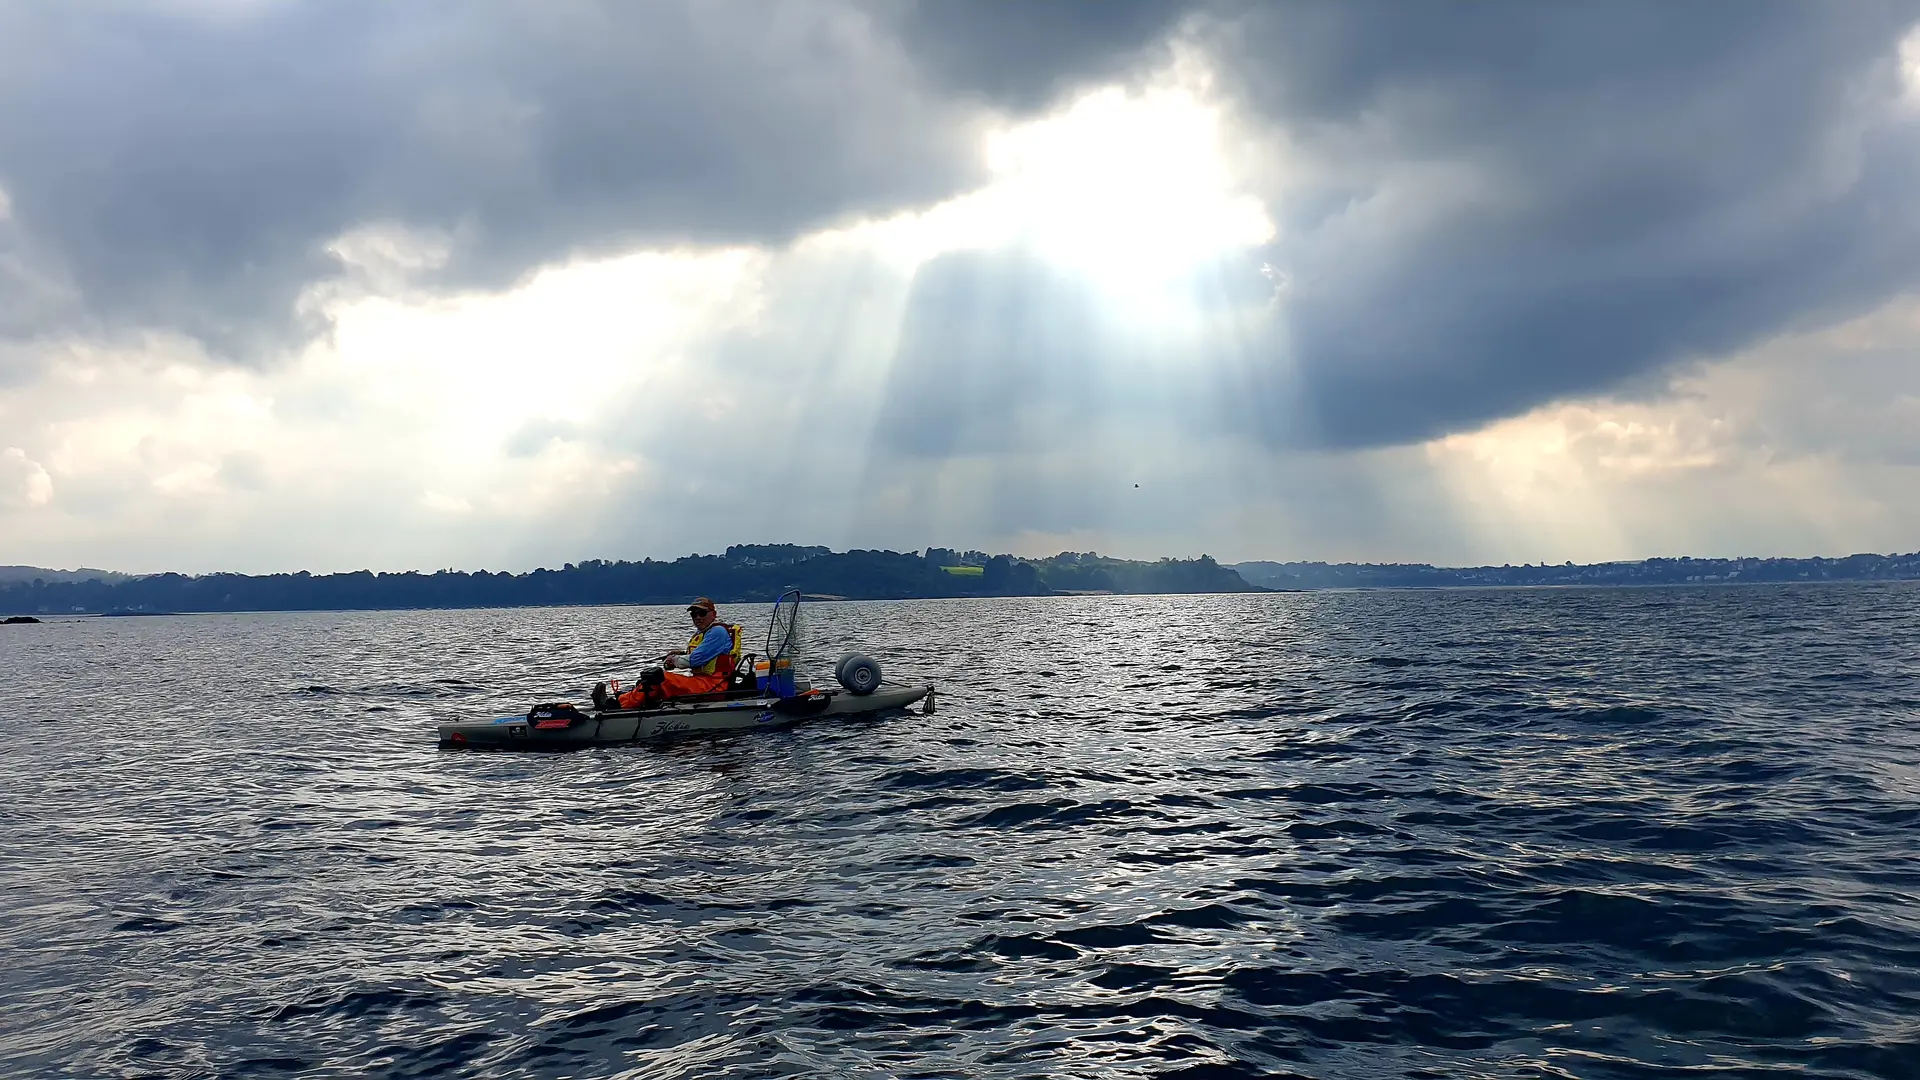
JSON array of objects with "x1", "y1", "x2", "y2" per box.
[{"x1": 7, "y1": 545, "x2": 1920, "y2": 582}]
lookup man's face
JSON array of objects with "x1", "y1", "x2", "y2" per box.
[{"x1": 691, "y1": 607, "x2": 714, "y2": 630}]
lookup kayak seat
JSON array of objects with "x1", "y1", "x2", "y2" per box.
[
  {"x1": 662, "y1": 655, "x2": 767, "y2": 704},
  {"x1": 727, "y1": 653, "x2": 759, "y2": 693}
]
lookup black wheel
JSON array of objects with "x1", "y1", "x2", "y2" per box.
[{"x1": 836, "y1": 652, "x2": 881, "y2": 695}]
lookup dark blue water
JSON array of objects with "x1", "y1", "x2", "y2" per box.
[{"x1": 4, "y1": 587, "x2": 1919, "y2": 1078}]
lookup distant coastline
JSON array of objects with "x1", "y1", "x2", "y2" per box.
[
  {"x1": 2, "y1": 545, "x2": 1916, "y2": 616},
  {"x1": 0, "y1": 545, "x2": 1255, "y2": 616},
  {"x1": 1230, "y1": 553, "x2": 1920, "y2": 591}
]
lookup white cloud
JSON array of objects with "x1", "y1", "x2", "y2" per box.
[
  {"x1": 421, "y1": 490, "x2": 471, "y2": 514},
  {"x1": 321, "y1": 223, "x2": 455, "y2": 296},
  {"x1": 0, "y1": 248, "x2": 768, "y2": 570},
  {"x1": 0, "y1": 446, "x2": 52, "y2": 508},
  {"x1": 1422, "y1": 294, "x2": 1920, "y2": 561}
]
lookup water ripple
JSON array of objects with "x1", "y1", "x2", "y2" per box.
[{"x1": 4, "y1": 585, "x2": 1920, "y2": 1077}]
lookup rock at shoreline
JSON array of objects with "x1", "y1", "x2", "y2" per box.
[{"x1": 3, "y1": 615, "x2": 42, "y2": 624}]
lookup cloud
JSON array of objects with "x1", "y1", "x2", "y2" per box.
[
  {"x1": 1203, "y1": 1, "x2": 1920, "y2": 446},
  {"x1": 1423, "y1": 293, "x2": 1920, "y2": 560},
  {"x1": 0, "y1": 249, "x2": 733, "y2": 571},
  {"x1": 882, "y1": 0, "x2": 1199, "y2": 109},
  {"x1": 0, "y1": 1, "x2": 991, "y2": 367},
  {"x1": 0, "y1": 447, "x2": 53, "y2": 509}
]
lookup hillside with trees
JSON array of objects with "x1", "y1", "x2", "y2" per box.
[{"x1": 0, "y1": 546, "x2": 1257, "y2": 615}]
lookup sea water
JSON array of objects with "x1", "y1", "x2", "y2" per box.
[{"x1": 3, "y1": 586, "x2": 1918, "y2": 1078}]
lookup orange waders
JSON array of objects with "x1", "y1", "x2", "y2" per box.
[{"x1": 616, "y1": 622, "x2": 743, "y2": 708}]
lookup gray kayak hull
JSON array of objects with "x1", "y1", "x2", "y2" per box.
[{"x1": 437, "y1": 683, "x2": 932, "y2": 750}]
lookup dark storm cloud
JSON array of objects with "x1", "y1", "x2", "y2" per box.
[
  {"x1": 883, "y1": 0, "x2": 1198, "y2": 110},
  {"x1": 0, "y1": 0, "x2": 989, "y2": 363},
  {"x1": 1202, "y1": 0, "x2": 1920, "y2": 446}
]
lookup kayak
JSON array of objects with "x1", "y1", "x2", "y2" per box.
[
  {"x1": 440, "y1": 587, "x2": 928, "y2": 751},
  {"x1": 437, "y1": 682, "x2": 933, "y2": 750}
]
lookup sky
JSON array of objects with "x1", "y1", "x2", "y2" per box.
[{"x1": 3, "y1": 0, "x2": 1920, "y2": 573}]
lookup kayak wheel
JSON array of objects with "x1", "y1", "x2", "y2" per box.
[{"x1": 836, "y1": 652, "x2": 882, "y2": 695}]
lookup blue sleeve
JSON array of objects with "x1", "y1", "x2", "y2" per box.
[{"x1": 687, "y1": 623, "x2": 733, "y2": 667}]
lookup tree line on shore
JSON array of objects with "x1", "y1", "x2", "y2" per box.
[
  {"x1": 0, "y1": 545, "x2": 1257, "y2": 615},
  {"x1": 9, "y1": 545, "x2": 1917, "y2": 617},
  {"x1": 1231, "y1": 552, "x2": 1920, "y2": 589}
]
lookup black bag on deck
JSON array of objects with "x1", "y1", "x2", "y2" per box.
[{"x1": 527, "y1": 702, "x2": 591, "y2": 730}]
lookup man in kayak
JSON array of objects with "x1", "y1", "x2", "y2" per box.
[{"x1": 596, "y1": 597, "x2": 743, "y2": 709}]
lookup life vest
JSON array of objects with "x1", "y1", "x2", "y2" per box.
[{"x1": 687, "y1": 622, "x2": 744, "y2": 676}]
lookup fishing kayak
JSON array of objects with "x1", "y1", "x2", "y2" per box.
[{"x1": 437, "y1": 682, "x2": 933, "y2": 750}]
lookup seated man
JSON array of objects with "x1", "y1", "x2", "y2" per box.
[{"x1": 607, "y1": 597, "x2": 742, "y2": 710}]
